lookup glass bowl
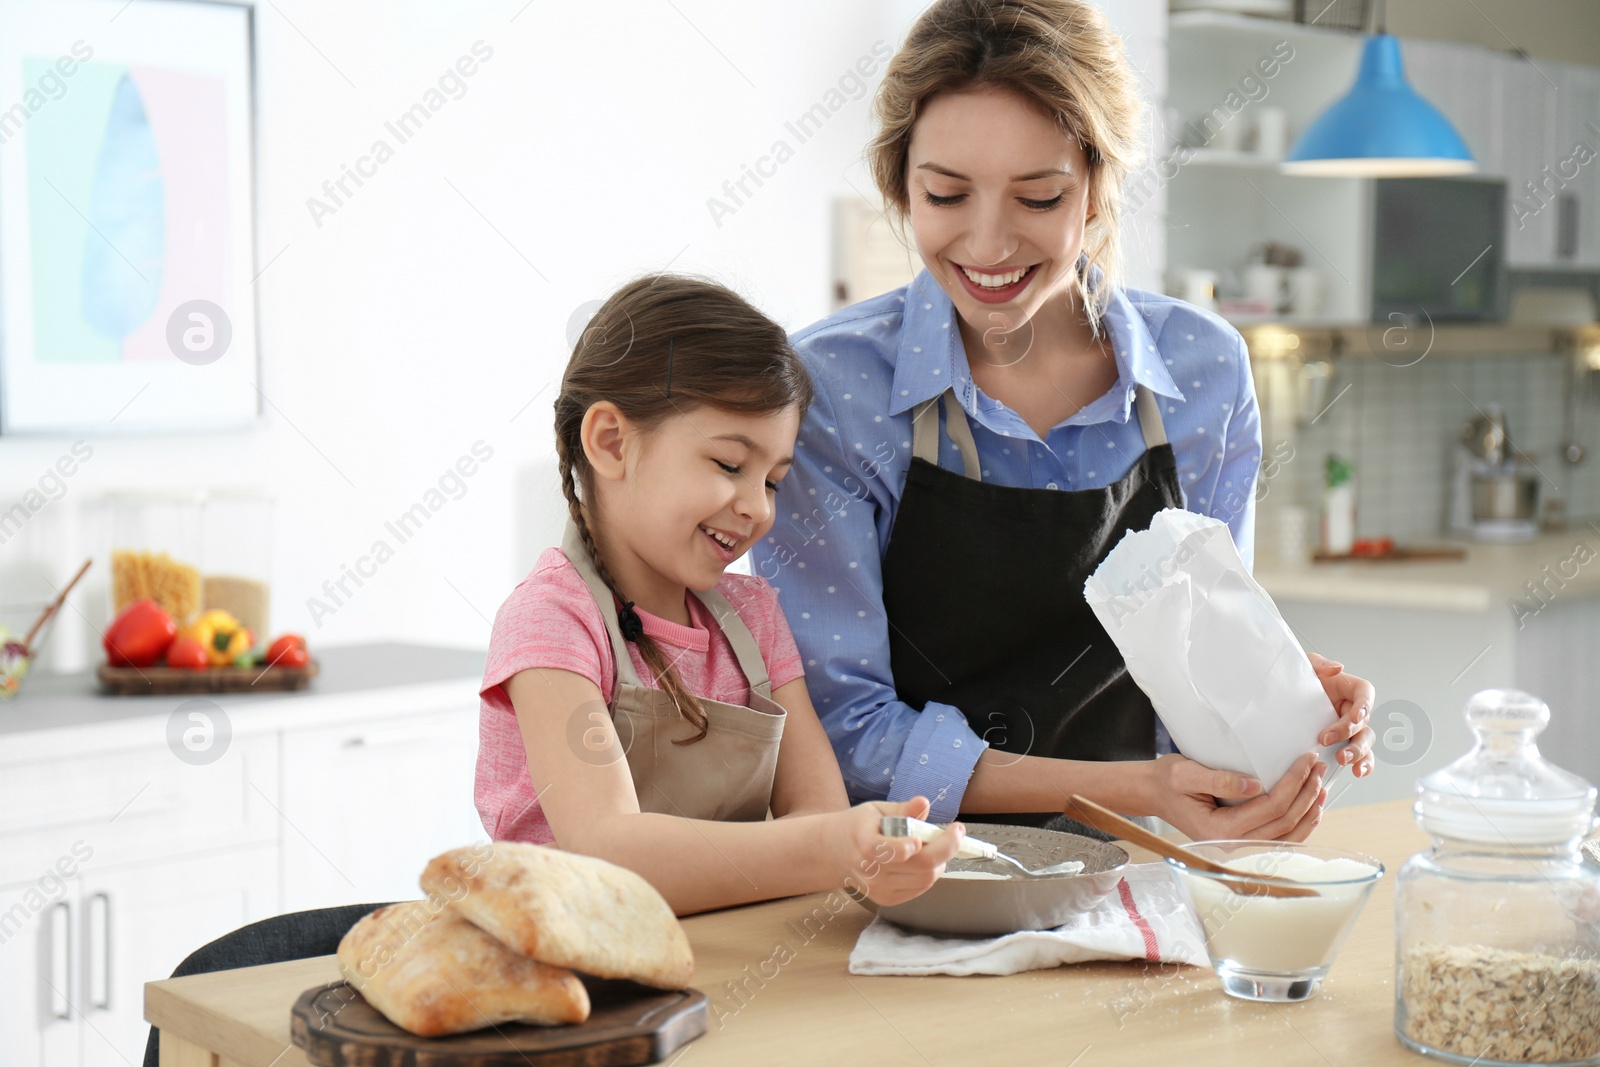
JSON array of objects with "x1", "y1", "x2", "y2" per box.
[{"x1": 1165, "y1": 840, "x2": 1384, "y2": 1002}]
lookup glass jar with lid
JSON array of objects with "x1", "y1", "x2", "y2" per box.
[
  {"x1": 103, "y1": 490, "x2": 274, "y2": 639},
  {"x1": 1394, "y1": 688, "x2": 1600, "y2": 1065}
]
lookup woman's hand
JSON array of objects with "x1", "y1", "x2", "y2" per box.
[
  {"x1": 829, "y1": 796, "x2": 964, "y2": 907},
  {"x1": 1143, "y1": 752, "x2": 1328, "y2": 843},
  {"x1": 1310, "y1": 652, "x2": 1376, "y2": 778}
]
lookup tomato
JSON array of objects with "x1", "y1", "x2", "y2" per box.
[
  {"x1": 266, "y1": 634, "x2": 309, "y2": 669},
  {"x1": 165, "y1": 636, "x2": 209, "y2": 670},
  {"x1": 103, "y1": 599, "x2": 177, "y2": 668}
]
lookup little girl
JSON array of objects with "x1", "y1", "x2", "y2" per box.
[{"x1": 476, "y1": 274, "x2": 964, "y2": 916}]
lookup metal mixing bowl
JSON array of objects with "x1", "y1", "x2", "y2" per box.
[{"x1": 851, "y1": 823, "x2": 1129, "y2": 937}]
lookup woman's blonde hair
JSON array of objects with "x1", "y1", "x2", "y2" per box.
[{"x1": 868, "y1": 0, "x2": 1148, "y2": 336}]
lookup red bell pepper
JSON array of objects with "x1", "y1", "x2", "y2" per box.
[{"x1": 103, "y1": 599, "x2": 177, "y2": 668}]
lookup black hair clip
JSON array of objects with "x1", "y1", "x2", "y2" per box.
[
  {"x1": 617, "y1": 600, "x2": 645, "y2": 642},
  {"x1": 664, "y1": 337, "x2": 675, "y2": 398}
]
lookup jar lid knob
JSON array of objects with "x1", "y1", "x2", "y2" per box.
[
  {"x1": 1464, "y1": 687, "x2": 1550, "y2": 738},
  {"x1": 1415, "y1": 688, "x2": 1597, "y2": 846}
]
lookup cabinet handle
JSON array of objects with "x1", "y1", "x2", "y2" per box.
[
  {"x1": 49, "y1": 901, "x2": 72, "y2": 1021},
  {"x1": 1558, "y1": 192, "x2": 1579, "y2": 259},
  {"x1": 341, "y1": 725, "x2": 443, "y2": 750},
  {"x1": 0, "y1": 794, "x2": 187, "y2": 834},
  {"x1": 88, "y1": 891, "x2": 111, "y2": 1011}
]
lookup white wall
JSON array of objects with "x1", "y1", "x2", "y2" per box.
[{"x1": 0, "y1": 0, "x2": 1167, "y2": 671}]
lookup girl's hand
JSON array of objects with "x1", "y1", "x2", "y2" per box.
[
  {"x1": 1310, "y1": 652, "x2": 1377, "y2": 778},
  {"x1": 1144, "y1": 752, "x2": 1328, "y2": 843},
  {"x1": 830, "y1": 796, "x2": 964, "y2": 907}
]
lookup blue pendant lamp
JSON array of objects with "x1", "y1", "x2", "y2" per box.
[{"x1": 1282, "y1": 3, "x2": 1475, "y2": 177}]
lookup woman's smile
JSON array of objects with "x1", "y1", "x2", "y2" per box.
[{"x1": 952, "y1": 260, "x2": 1043, "y2": 304}]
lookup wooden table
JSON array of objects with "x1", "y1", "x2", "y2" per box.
[{"x1": 146, "y1": 798, "x2": 1433, "y2": 1067}]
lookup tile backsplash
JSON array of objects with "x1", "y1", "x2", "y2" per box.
[{"x1": 1260, "y1": 353, "x2": 1600, "y2": 545}]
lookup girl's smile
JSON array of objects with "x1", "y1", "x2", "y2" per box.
[{"x1": 698, "y1": 522, "x2": 749, "y2": 565}]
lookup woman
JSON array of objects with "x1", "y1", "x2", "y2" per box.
[{"x1": 748, "y1": 0, "x2": 1375, "y2": 842}]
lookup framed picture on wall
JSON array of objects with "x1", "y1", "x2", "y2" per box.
[{"x1": 0, "y1": 0, "x2": 257, "y2": 434}]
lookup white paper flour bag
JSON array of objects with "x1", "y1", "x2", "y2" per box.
[{"x1": 1083, "y1": 508, "x2": 1343, "y2": 793}]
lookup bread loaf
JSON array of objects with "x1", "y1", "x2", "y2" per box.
[
  {"x1": 336, "y1": 900, "x2": 590, "y2": 1036},
  {"x1": 422, "y1": 842, "x2": 694, "y2": 990}
]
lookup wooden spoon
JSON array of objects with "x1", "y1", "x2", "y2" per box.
[
  {"x1": 1067, "y1": 794, "x2": 1317, "y2": 899},
  {"x1": 18, "y1": 559, "x2": 92, "y2": 653}
]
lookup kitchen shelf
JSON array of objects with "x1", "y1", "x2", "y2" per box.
[
  {"x1": 1224, "y1": 313, "x2": 1357, "y2": 328},
  {"x1": 1184, "y1": 148, "x2": 1286, "y2": 169},
  {"x1": 1237, "y1": 322, "x2": 1575, "y2": 361},
  {"x1": 1167, "y1": 9, "x2": 1365, "y2": 44}
]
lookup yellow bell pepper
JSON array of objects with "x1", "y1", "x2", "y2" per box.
[{"x1": 181, "y1": 609, "x2": 254, "y2": 666}]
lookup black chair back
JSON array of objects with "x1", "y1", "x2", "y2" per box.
[{"x1": 142, "y1": 902, "x2": 393, "y2": 1067}]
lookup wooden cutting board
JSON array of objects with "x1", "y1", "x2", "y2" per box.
[
  {"x1": 290, "y1": 978, "x2": 707, "y2": 1066},
  {"x1": 1311, "y1": 547, "x2": 1468, "y2": 563},
  {"x1": 96, "y1": 659, "x2": 318, "y2": 694}
]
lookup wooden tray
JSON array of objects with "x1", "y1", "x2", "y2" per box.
[
  {"x1": 290, "y1": 978, "x2": 707, "y2": 1067},
  {"x1": 1312, "y1": 547, "x2": 1468, "y2": 563},
  {"x1": 96, "y1": 659, "x2": 319, "y2": 694}
]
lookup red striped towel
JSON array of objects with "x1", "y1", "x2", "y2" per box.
[{"x1": 848, "y1": 862, "x2": 1208, "y2": 976}]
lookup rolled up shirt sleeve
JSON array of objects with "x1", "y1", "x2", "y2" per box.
[{"x1": 750, "y1": 370, "x2": 987, "y2": 823}]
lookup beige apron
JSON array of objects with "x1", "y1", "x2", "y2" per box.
[{"x1": 562, "y1": 522, "x2": 786, "y2": 821}]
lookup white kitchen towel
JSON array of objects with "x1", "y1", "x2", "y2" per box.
[{"x1": 848, "y1": 862, "x2": 1209, "y2": 976}]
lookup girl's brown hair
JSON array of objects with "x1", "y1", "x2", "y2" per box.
[
  {"x1": 868, "y1": 0, "x2": 1148, "y2": 337},
  {"x1": 554, "y1": 274, "x2": 813, "y2": 744}
]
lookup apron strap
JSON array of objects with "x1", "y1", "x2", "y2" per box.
[
  {"x1": 561, "y1": 520, "x2": 647, "y2": 690},
  {"x1": 562, "y1": 520, "x2": 773, "y2": 700},
  {"x1": 1134, "y1": 385, "x2": 1169, "y2": 449},
  {"x1": 690, "y1": 588, "x2": 773, "y2": 698},
  {"x1": 911, "y1": 390, "x2": 981, "y2": 481}
]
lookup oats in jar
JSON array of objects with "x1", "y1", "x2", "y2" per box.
[{"x1": 1399, "y1": 942, "x2": 1600, "y2": 1064}]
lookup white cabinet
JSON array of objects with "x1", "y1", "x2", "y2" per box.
[
  {"x1": 1499, "y1": 58, "x2": 1600, "y2": 270},
  {"x1": 0, "y1": 886, "x2": 79, "y2": 1067},
  {"x1": 1502, "y1": 55, "x2": 1559, "y2": 267},
  {"x1": 78, "y1": 847, "x2": 276, "y2": 1067},
  {"x1": 1552, "y1": 61, "x2": 1600, "y2": 268},
  {"x1": 0, "y1": 729, "x2": 277, "y2": 1067},
  {"x1": 0, "y1": 734, "x2": 278, "y2": 886},
  {"x1": 1402, "y1": 38, "x2": 1503, "y2": 177},
  {"x1": 1384, "y1": 46, "x2": 1597, "y2": 271},
  {"x1": 0, "y1": 664, "x2": 484, "y2": 1066},
  {"x1": 279, "y1": 705, "x2": 484, "y2": 912},
  {"x1": 0, "y1": 847, "x2": 274, "y2": 1067}
]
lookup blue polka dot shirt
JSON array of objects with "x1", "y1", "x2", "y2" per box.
[{"x1": 748, "y1": 268, "x2": 1263, "y2": 821}]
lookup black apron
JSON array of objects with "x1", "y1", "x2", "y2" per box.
[{"x1": 880, "y1": 385, "x2": 1184, "y2": 834}]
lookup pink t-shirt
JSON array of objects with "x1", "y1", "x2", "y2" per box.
[{"x1": 475, "y1": 546, "x2": 806, "y2": 844}]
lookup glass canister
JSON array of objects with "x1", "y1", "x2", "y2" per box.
[
  {"x1": 196, "y1": 490, "x2": 275, "y2": 642},
  {"x1": 105, "y1": 491, "x2": 207, "y2": 625},
  {"x1": 1394, "y1": 688, "x2": 1600, "y2": 1066},
  {"x1": 103, "y1": 490, "x2": 274, "y2": 641}
]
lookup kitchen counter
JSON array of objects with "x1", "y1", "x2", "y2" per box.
[
  {"x1": 1254, "y1": 527, "x2": 1600, "y2": 612},
  {"x1": 146, "y1": 798, "x2": 1433, "y2": 1067},
  {"x1": 0, "y1": 642, "x2": 485, "y2": 761}
]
